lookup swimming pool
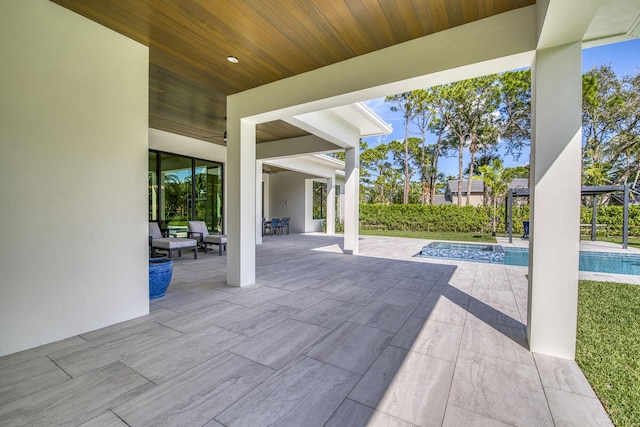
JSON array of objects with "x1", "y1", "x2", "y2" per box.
[{"x1": 418, "y1": 242, "x2": 640, "y2": 276}]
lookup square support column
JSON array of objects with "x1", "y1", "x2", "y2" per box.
[
  {"x1": 528, "y1": 42, "x2": 582, "y2": 359},
  {"x1": 344, "y1": 147, "x2": 359, "y2": 254},
  {"x1": 256, "y1": 160, "x2": 264, "y2": 244},
  {"x1": 226, "y1": 117, "x2": 256, "y2": 286},
  {"x1": 326, "y1": 175, "x2": 336, "y2": 235}
]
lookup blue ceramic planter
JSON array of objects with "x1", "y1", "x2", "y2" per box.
[{"x1": 149, "y1": 258, "x2": 173, "y2": 299}]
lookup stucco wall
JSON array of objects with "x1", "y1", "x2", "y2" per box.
[
  {"x1": 268, "y1": 171, "x2": 312, "y2": 233},
  {"x1": 0, "y1": 1, "x2": 149, "y2": 355}
]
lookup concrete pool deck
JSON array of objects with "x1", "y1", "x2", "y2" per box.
[{"x1": 0, "y1": 233, "x2": 616, "y2": 426}]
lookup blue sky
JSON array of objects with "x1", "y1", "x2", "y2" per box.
[{"x1": 363, "y1": 38, "x2": 640, "y2": 178}]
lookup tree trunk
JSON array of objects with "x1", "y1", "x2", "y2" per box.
[
  {"x1": 467, "y1": 150, "x2": 476, "y2": 206},
  {"x1": 466, "y1": 133, "x2": 477, "y2": 207},
  {"x1": 404, "y1": 139, "x2": 409, "y2": 204},
  {"x1": 421, "y1": 134, "x2": 426, "y2": 204},
  {"x1": 430, "y1": 134, "x2": 441, "y2": 205},
  {"x1": 457, "y1": 135, "x2": 464, "y2": 206}
]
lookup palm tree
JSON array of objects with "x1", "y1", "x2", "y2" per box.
[{"x1": 478, "y1": 159, "x2": 520, "y2": 235}]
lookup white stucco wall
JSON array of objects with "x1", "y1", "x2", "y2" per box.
[
  {"x1": 266, "y1": 171, "x2": 345, "y2": 233},
  {"x1": 0, "y1": 1, "x2": 149, "y2": 355},
  {"x1": 268, "y1": 171, "x2": 310, "y2": 233}
]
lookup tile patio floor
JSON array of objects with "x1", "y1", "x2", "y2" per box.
[{"x1": 0, "y1": 234, "x2": 614, "y2": 426}]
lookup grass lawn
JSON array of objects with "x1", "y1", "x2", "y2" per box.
[
  {"x1": 359, "y1": 229, "x2": 497, "y2": 243},
  {"x1": 577, "y1": 280, "x2": 640, "y2": 426}
]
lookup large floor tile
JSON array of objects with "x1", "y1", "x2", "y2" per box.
[
  {"x1": 229, "y1": 319, "x2": 329, "y2": 369},
  {"x1": 216, "y1": 356, "x2": 360, "y2": 427},
  {"x1": 159, "y1": 300, "x2": 250, "y2": 333},
  {"x1": 271, "y1": 288, "x2": 333, "y2": 310},
  {"x1": 393, "y1": 277, "x2": 438, "y2": 294},
  {"x1": 221, "y1": 286, "x2": 292, "y2": 308},
  {"x1": 49, "y1": 323, "x2": 184, "y2": 377},
  {"x1": 448, "y1": 350, "x2": 554, "y2": 426},
  {"x1": 349, "y1": 301, "x2": 413, "y2": 332},
  {"x1": 79, "y1": 307, "x2": 179, "y2": 342},
  {"x1": 442, "y1": 405, "x2": 512, "y2": 427},
  {"x1": 367, "y1": 350, "x2": 456, "y2": 426},
  {"x1": 376, "y1": 288, "x2": 426, "y2": 309},
  {"x1": 0, "y1": 336, "x2": 86, "y2": 370},
  {"x1": 390, "y1": 317, "x2": 463, "y2": 362},
  {"x1": 293, "y1": 298, "x2": 363, "y2": 329},
  {"x1": 212, "y1": 303, "x2": 300, "y2": 337},
  {"x1": 329, "y1": 285, "x2": 387, "y2": 306},
  {"x1": 0, "y1": 362, "x2": 153, "y2": 427},
  {"x1": 0, "y1": 356, "x2": 70, "y2": 406},
  {"x1": 533, "y1": 353, "x2": 598, "y2": 398},
  {"x1": 326, "y1": 399, "x2": 417, "y2": 427},
  {"x1": 459, "y1": 317, "x2": 533, "y2": 366},
  {"x1": 466, "y1": 298, "x2": 524, "y2": 329},
  {"x1": 412, "y1": 292, "x2": 469, "y2": 325},
  {"x1": 113, "y1": 352, "x2": 275, "y2": 427},
  {"x1": 79, "y1": 411, "x2": 129, "y2": 427},
  {"x1": 545, "y1": 388, "x2": 613, "y2": 427},
  {"x1": 151, "y1": 288, "x2": 231, "y2": 313},
  {"x1": 308, "y1": 277, "x2": 357, "y2": 293},
  {"x1": 304, "y1": 322, "x2": 394, "y2": 374},
  {"x1": 348, "y1": 345, "x2": 408, "y2": 407},
  {"x1": 123, "y1": 327, "x2": 246, "y2": 384}
]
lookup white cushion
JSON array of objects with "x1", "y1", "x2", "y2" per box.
[
  {"x1": 149, "y1": 222, "x2": 163, "y2": 239},
  {"x1": 204, "y1": 235, "x2": 227, "y2": 244},
  {"x1": 187, "y1": 221, "x2": 209, "y2": 237},
  {"x1": 152, "y1": 237, "x2": 197, "y2": 249}
]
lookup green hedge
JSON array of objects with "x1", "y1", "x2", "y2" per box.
[
  {"x1": 359, "y1": 204, "x2": 640, "y2": 235},
  {"x1": 359, "y1": 204, "x2": 490, "y2": 233}
]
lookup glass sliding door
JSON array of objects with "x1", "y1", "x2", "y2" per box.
[
  {"x1": 148, "y1": 150, "x2": 224, "y2": 236},
  {"x1": 195, "y1": 160, "x2": 223, "y2": 233},
  {"x1": 313, "y1": 181, "x2": 327, "y2": 220},
  {"x1": 149, "y1": 151, "x2": 158, "y2": 222},
  {"x1": 160, "y1": 153, "x2": 192, "y2": 236}
]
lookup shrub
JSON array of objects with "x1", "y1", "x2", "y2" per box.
[{"x1": 359, "y1": 204, "x2": 490, "y2": 233}]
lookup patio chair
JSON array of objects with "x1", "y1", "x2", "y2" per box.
[
  {"x1": 277, "y1": 217, "x2": 290, "y2": 235},
  {"x1": 522, "y1": 221, "x2": 530, "y2": 238},
  {"x1": 149, "y1": 222, "x2": 198, "y2": 259},
  {"x1": 267, "y1": 218, "x2": 280, "y2": 236},
  {"x1": 187, "y1": 221, "x2": 227, "y2": 255}
]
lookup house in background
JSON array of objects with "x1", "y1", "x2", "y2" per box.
[
  {"x1": 440, "y1": 178, "x2": 530, "y2": 206},
  {"x1": 2, "y1": 0, "x2": 639, "y2": 361}
]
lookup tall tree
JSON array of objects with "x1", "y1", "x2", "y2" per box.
[
  {"x1": 582, "y1": 65, "x2": 640, "y2": 206},
  {"x1": 388, "y1": 137, "x2": 421, "y2": 196},
  {"x1": 386, "y1": 92, "x2": 418, "y2": 204},
  {"x1": 360, "y1": 142, "x2": 401, "y2": 204},
  {"x1": 426, "y1": 86, "x2": 452, "y2": 205},
  {"x1": 439, "y1": 75, "x2": 500, "y2": 205},
  {"x1": 411, "y1": 89, "x2": 435, "y2": 204},
  {"x1": 499, "y1": 69, "x2": 532, "y2": 161}
]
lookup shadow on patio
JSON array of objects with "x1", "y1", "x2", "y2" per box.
[{"x1": 0, "y1": 234, "x2": 611, "y2": 426}]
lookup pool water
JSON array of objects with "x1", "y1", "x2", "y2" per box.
[{"x1": 419, "y1": 242, "x2": 640, "y2": 276}]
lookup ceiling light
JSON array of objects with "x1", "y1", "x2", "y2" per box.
[{"x1": 226, "y1": 56, "x2": 239, "y2": 63}]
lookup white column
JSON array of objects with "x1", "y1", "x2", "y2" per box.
[
  {"x1": 326, "y1": 175, "x2": 336, "y2": 235},
  {"x1": 344, "y1": 147, "x2": 359, "y2": 254},
  {"x1": 528, "y1": 42, "x2": 582, "y2": 359},
  {"x1": 226, "y1": 116, "x2": 256, "y2": 287},
  {"x1": 256, "y1": 160, "x2": 263, "y2": 244}
]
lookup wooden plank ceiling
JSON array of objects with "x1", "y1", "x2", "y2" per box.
[{"x1": 50, "y1": 0, "x2": 534, "y2": 145}]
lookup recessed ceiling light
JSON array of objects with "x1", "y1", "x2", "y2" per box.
[{"x1": 226, "y1": 56, "x2": 239, "y2": 64}]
